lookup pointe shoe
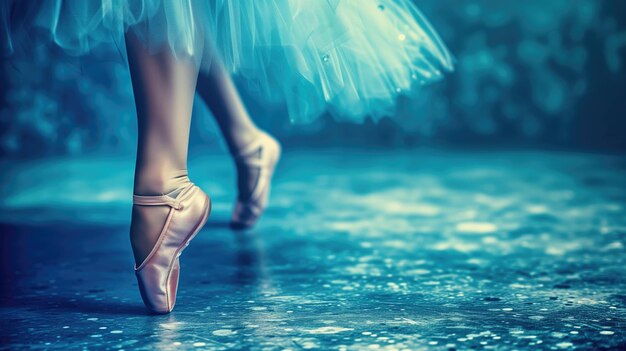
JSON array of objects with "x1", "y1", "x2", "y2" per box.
[
  {"x1": 231, "y1": 131, "x2": 281, "y2": 230},
  {"x1": 133, "y1": 180, "x2": 211, "y2": 314}
]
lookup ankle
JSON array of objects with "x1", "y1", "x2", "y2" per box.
[
  {"x1": 226, "y1": 128, "x2": 265, "y2": 155},
  {"x1": 134, "y1": 169, "x2": 190, "y2": 196}
]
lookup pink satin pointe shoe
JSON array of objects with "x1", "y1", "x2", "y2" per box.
[
  {"x1": 133, "y1": 179, "x2": 211, "y2": 314},
  {"x1": 231, "y1": 131, "x2": 281, "y2": 230}
]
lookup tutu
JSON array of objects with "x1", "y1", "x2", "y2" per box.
[{"x1": 1, "y1": 0, "x2": 453, "y2": 123}]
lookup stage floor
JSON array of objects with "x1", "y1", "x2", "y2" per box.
[{"x1": 1, "y1": 149, "x2": 625, "y2": 350}]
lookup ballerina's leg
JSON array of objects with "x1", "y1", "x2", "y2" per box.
[
  {"x1": 196, "y1": 50, "x2": 280, "y2": 228},
  {"x1": 125, "y1": 30, "x2": 201, "y2": 265},
  {"x1": 196, "y1": 55, "x2": 262, "y2": 155}
]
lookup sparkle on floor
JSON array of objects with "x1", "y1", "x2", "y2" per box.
[{"x1": 0, "y1": 149, "x2": 625, "y2": 350}]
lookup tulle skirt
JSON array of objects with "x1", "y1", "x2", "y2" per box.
[{"x1": 2, "y1": 0, "x2": 453, "y2": 123}]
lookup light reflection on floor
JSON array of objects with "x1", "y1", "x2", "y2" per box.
[{"x1": 1, "y1": 149, "x2": 625, "y2": 350}]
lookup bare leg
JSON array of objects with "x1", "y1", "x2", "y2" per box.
[
  {"x1": 196, "y1": 59, "x2": 261, "y2": 154},
  {"x1": 126, "y1": 31, "x2": 200, "y2": 265},
  {"x1": 196, "y1": 59, "x2": 262, "y2": 201}
]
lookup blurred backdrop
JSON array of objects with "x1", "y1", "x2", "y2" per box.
[{"x1": 1, "y1": 0, "x2": 626, "y2": 157}]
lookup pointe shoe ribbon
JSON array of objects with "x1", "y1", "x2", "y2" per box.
[
  {"x1": 132, "y1": 190, "x2": 186, "y2": 210},
  {"x1": 133, "y1": 178, "x2": 211, "y2": 314},
  {"x1": 231, "y1": 132, "x2": 281, "y2": 229}
]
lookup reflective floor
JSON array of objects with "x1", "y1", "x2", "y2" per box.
[{"x1": 1, "y1": 149, "x2": 625, "y2": 350}]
